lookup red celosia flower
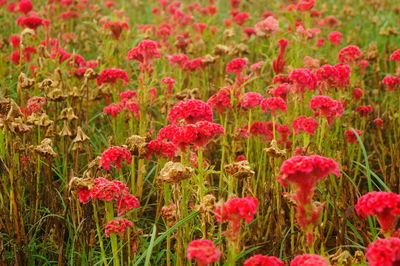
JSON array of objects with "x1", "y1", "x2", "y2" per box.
[
  {"x1": 292, "y1": 115, "x2": 319, "y2": 135},
  {"x1": 183, "y1": 58, "x2": 205, "y2": 72},
  {"x1": 390, "y1": 49, "x2": 400, "y2": 61},
  {"x1": 161, "y1": 77, "x2": 176, "y2": 94},
  {"x1": 167, "y1": 54, "x2": 189, "y2": 67},
  {"x1": 101, "y1": 146, "x2": 132, "y2": 170},
  {"x1": 208, "y1": 88, "x2": 232, "y2": 114},
  {"x1": 249, "y1": 121, "x2": 273, "y2": 140},
  {"x1": 316, "y1": 37, "x2": 325, "y2": 47},
  {"x1": 272, "y1": 83, "x2": 291, "y2": 100},
  {"x1": 125, "y1": 100, "x2": 140, "y2": 119},
  {"x1": 244, "y1": 27, "x2": 257, "y2": 38},
  {"x1": 233, "y1": 12, "x2": 249, "y2": 26},
  {"x1": 382, "y1": 75, "x2": 400, "y2": 90},
  {"x1": 116, "y1": 194, "x2": 140, "y2": 216},
  {"x1": 353, "y1": 88, "x2": 363, "y2": 100},
  {"x1": 290, "y1": 254, "x2": 329, "y2": 266},
  {"x1": 355, "y1": 192, "x2": 400, "y2": 234},
  {"x1": 338, "y1": 45, "x2": 361, "y2": 64},
  {"x1": 9, "y1": 46, "x2": 37, "y2": 65},
  {"x1": 244, "y1": 254, "x2": 285, "y2": 266},
  {"x1": 126, "y1": 40, "x2": 161, "y2": 73},
  {"x1": 77, "y1": 188, "x2": 91, "y2": 204},
  {"x1": 104, "y1": 21, "x2": 129, "y2": 40},
  {"x1": 309, "y1": 96, "x2": 344, "y2": 124},
  {"x1": 27, "y1": 96, "x2": 46, "y2": 113},
  {"x1": 187, "y1": 239, "x2": 221, "y2": 265},
  {"x1": 17, "y1": 16, "x2": 43, "y2": 30},
  {"x1": 240, "y1": 92, "x2": 263, "y2": 109},
  {"x1": 254, "y1": 16, "x2": 279, "y2": 36},
  {"x1": 97, "y1": 68, "x2": 129, "y2": 86},
  {"x1": 215, "y1": 197, "x2": 258, "y2": 239},
  {"x1": 226, "y1": 58, "x2": 248, "y2": 75},
  {"x1": 192, "y1": 121, "x2": 224, "y2": 147},
  {"x1": 366, "y1": 237, "x2": 400, "y2": 266},
  {"x1": 250, "y1": 61, "x2": 264, "y2": 74},
  {"x1": 147, "y1": 139, "x2": 177, "y2": 159},
  {"x1": 289, "y1": 68, "x2": 317, "y2": 93},
  {"x1": 272, "y1": 39, "x2": 289, "y2": 74},
  {"x1": 119, "y1": 90, "x2": 138, "y2": 101},
  {"x1": 168, "y1": 99, "x2": 213, "y2": 124},
  {"x1": 105, "y1": 218, "x2": 133, "y2": 237},
  {"x1": 373, "y1": 118, "x2": 384, "y2": 129},
  {"x1": 344, "y1": 129, "x2": 362, "y2": 143},
  {"x1": 328, "y1": 31, "x2": 343, "y2": 45},
  {"x1": 103, "y1": 102, "x2": 125, "y2": 117},
  {"x1": 260, "y1": 97, "x2": 287, "y2": 115},
  {"x1": 9, "y1": 35, "x2": 20, "y2": 48},
  {"x1": 18, "y1": 0, "x2": 32, "y2": 14},
  {"x1": 90, "y1": 177, "x2": 129, "y2": 201},
  {"x1": 356, "y1": 105, "x2": 373, "y2": 116},
  {"x1": 296, "y1": 0, "x2": 315, "y2": 10}
]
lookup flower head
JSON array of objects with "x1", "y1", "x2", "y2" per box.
[
  {"x1": 97, "y1": 68, "x2": 129, "y2": 86},
  {"x1": 187, "y1": 239, "x2": 221, "y2": 265},
  {"x1": 168, "y1": 99, "x2": 213, "y2": 124},
  {"x1": 290, "y1": 254, "x2": 330, "y2": 266},
  {"x1": 105, "y1": 218, "x2": 133, "y2": 237},
  {"x1": 260, "y1": 97, "x2": 287, "y2": 115},
  {"x1": 366, "y1": 237, "x2": 400, "y2": 266},
  {"x1": 101, "y1": 146, "x2": 132, "y2": 170},
  {"x1": 116, "y1": 194, "x2": 140, "y2": 216},
  {"x1": 244, "y1": 254, "x2": 285, "y2": 266},
  {"x1": 344, "y1": 129, "x2": 362, "y2": 144},
  {"x1": 338, "y1": 45, "x2": 361, "y2": 64}
]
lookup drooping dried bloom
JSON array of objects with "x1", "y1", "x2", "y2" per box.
[
  {"x1": 309, "y1": 96, "x2": 344, "y2": 124},
  {"x1": 215, "y1": 197, "x2": 258, "y2": 238},
  {"x1": 105, "y1": 218, "x2": 133, "y2": 237},
  {"x1": 158, "y1": 161, "x2": 194, "y2": 183},
  {"x1": 344, "y1": 129, "x2": 362, "y2": 144},
  {"x1": 289, "y1": 68, "x2": 317, "y2": 93},
  {"x1": 116, "y1": 194, "x2": 140, "y2": 216},
  {"x1": 290, "y1": 254, "x2": 330, "y2": 266},
  {"x1": 168, "y1": 99, "x2": 213, "y2": 124},
  {"x1": 366, "y1": 237, "x2": 400, "y2": 266},
  {"x1": 97, "y1": 68, "x2": 129, "y2": 86},
  {"x1": 101, "y1": 146, "x2": 132, "y2": 170},
  {"x1": 187, "y1": 239, "x2": 221, "y2": 265},
  {"x1": 338, "y1": 45, "x2": 361, "y2": 64},
  {"x1": 244, "y1": 254, "x2": 285, "y2": 266},
  {"x1": 260, "y1": 97, "x2": 287, "y2": 115},
  {"x1": 90, "y1": 178, "x2": 129, "y2": 201},
  {"x1": 292, "y1": 115, "x2": 319, "y2": 135},
  {"x1": 355, "y1": 192, "x2": 400, "y2": 234},
  {"x1": 224, "y1": 160, "x2": 255, "y2": 179}
]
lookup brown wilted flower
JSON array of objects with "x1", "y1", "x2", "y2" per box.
[
  {"x1": 161, "y1": 202, "x2": 178, "y2": 227},
  {"x1": 124, "y1": 135, "x2": 148, "y2": 158},
  {"x1": 229, "y1": 43, "x2": 250, "y2": 56},
  {"x1": 10, "y1": 117, "x2": 32, "y2": 134},
  {"x1": 196, "y1": 194, "x2": 216, "y2": 214},
  {"x1": 69, "y1": 87, "x2": 83, "y2": 98},
  {"x1": 39, "y1": 79, "x2": 56, "y2": 91},
  {"x1": 47, "y1": 88, "x2": 67, "y2": 102},
  {"x1": 158, "y1": 161, "x2": 194, "y2": 184},
  {"x1": 202, "y1": 54, "x2": 218, "y2": 65},
  {"x1": 73, "y1": 126, "x2": 90, "y2": 143},
  {"x1": 58, "y1": 108, "x2": 78, "y2": 121},
  {"x1": 214, "y1": 44, "x2": 230, "y2": 55},
  {"x1": 223, "y1": 28, "x2": 235, "y2": 39},
  {"x1": 58, "y1": 121, "x2": 72, "y2": 137},
  {"x1": 224, "y1": 160, "x2": 255, "y2": 179},
  {"x1": 264, "y1": 140, "x2": 286, "y2": 158},
  {"x1": 84, "y1": 68, "x2": 97, "y2": 79},
  {"x1": 175, "y1": 88, "x2": 200, "y2": 100},
  {"x1": 17, "y1": 72, "x2": 34, "y2": 90},
  {"x1": 68, "y1": 176, "x2": 94, "y2": 192},
  {"x1": 27, "y1": 112, "x2": 54, "y2": 127},
  {"x1": 34, "y1": 138, "x2": 58, "y2": 158}
]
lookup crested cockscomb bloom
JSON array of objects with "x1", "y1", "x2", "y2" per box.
[
  {"x1": 183, "y1": 58, "x2": 205, "y2": 72},
  {"x1": 168, "y1": 99, "x2": 213, "y2": 124},
  {"x1": 289, "y1": 68, "x2": 317, "y2": 93},
  {"x1": 119, "y1": 90, "x2": 138, "y2": 101},
  {"x1": 77, "y1": 188, "x2": 91, "y2": 204},
  {"x1": 116, "y1": 194, "x2": 140, "y2": 216},
  {"x1": 382, "y1": 75, "x2": 400, "y2": 91},
  {"x1": 18, "y1": 0, "x2": 33, "y2": 14},
  {"x1": 353, "y1": 88, "x2": 363, "y2": 100},
  {"x1": 338, "y1": 45, "x2": 361, "y2": 64},
  {"x1": 126, "y1": 40, "x2": 161, "y2": 73},
  {"x1": 244, "y1": 254, "x2": 285, "y2": 266},
  {"x1": 309, "y1": 96, "x2": 344, "y2": 124},
  {"x1": 103, "y1": 102, "x2": 125, "y2": 117},
  {"x1": 344, "y1": 129, "x2": 362, "y2": 144},
  {"x1": 278, "y1": 155, "x2": 340, "y2": 241},
  {"x1": 356, "y1": 105, "x2": 373, "y2": 116},
  {"x1": 316, "y1": 37, "x2": 325, "y2": 47},
  {"x1": 9, "y1": 35, "x2": 21, "y2": 48},
  {"x1": 192, "y1": 121, "x2": 224, "y2": 147},
  {"x1": 315, "y1": 64, "x2": 350, "y2": 89},
  {"x1": 250, "y1": 61, "x2": 264, "y2": 74},
  {"x1": 355, "y1": 192, "x2": 400, "y2": 235},
  {"x1": 290, "y1": 254, "x2": 330, "y2": 266},
  {"x1": 147, "y1": 139, "x2": 177, "y2": 159},
  {"x1": 292, "y1": 116, "x2": 319, "y2": 135},
  {"x1": 296, "y1": 0, "x2": 315, "y2": 11},
  {"x1": 233, "y1": 12, "x2": 249, "y2": 26},
  {"x1": 373, "y1": 118, "x2": 384, "y2": 129},
  {"x1": 226, "y1": 58, "x2": 248, "y2": 75},
  {"x1": 17, "y1": 16, "x2": 43, "y2": 30},
  {"x1": 9, "y1": 46, "x2": 37, "y2": 65},
  {"x1": 272, "y1": 83, "x2": 291, "y2": 100},
  {"x1": 208, "y1": 88, "x2": 232, "y2": 114},
  {"x1": 90, "y1": 178, "x2": 129, "y2": 201},
  {"x1": 249, "y1": 121, "x2": 274, "y2": 140},
  {"x1": 215, "y1": 197, "x2": 258, "y2": 238},
  {"x1": 101, "y1": 146, "x2": 132, "y2": 170},
  {"x1": 328, "y1": 31, "x2": 343, "y2": 45},
  {"x1": 27, "y1": 96, "x2": 46, "y2": 113},
  {"x1": 240, "y1": 92, "x2": 263, "y2": 109},
  {"x1": 105, "y1": 218, "x2": 133, "y2": 237},
  {"x1": 187, "y1": 239, "x2": 221, "y2": 265},
  {"x1": 167, "y1": 53, "x2": 189, "y2": 67},
  {"x1": 161, "y1": 77, "x2": 176, "y2": 94},
  {"x1": 97, "y1": 68, "x2": 129, "y2": 86},
  {"x1": 104, "y1": 21, "x2": 129, "y2": 40},
  {"x1": 390, "y1": 49, "x2": 400, "y2": 61},
  {"x1": 244, "y1": 27, "x2": 257, "y2": 38},
  {"x1": 366, "y1": 237, "x2": 400, "y2": 266},
  {"x1": 333, "y1": 63, "x2": 351, "y2": 87},
  {"x1": 260, "y1": 97, "x2": 287, "y2": 115},
  {"x1": 254, "y1": 16, "x2": 279, "y2": 36}
]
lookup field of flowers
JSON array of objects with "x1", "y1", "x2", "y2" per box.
[{"x1": 1, "y1": 0, "x2": 400, "y2": 265}]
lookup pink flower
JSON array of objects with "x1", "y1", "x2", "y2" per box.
[
  {"x1": 296, "y1": 0, "x2": 315, "y2": 10},
  {"x1": 355, "y1": 192, "x2": 400, "y2": 234},
  {"x1": 244, "y1": 255, "x2": 285, "y2": 266},
  {"x1": 328, "y1": 31, "x2": 343, "y2": 45},
  {"x1": 103, "y1": 102, "x2": 125, "y2": 117},
  {"x1": 290, "y1": 254, "x2": 329, "y2": 266},
  {"x1": 119, "y1": 90, "x2": 138, "y2": 101},
  {"x1": 240, "y1": 92, "x2": 263, "y2": 109},
  {"x1": 105, "y1": 218, "x2": 133, "y2": 237},
  {"x1": 104, "y1": 21, "x2": 129, "y2": 40},
  {"x1": 260, "y1": 97, "x2": 287, "y2": 114},
  {"x1": 338, "y1": 45, "x2": 361, "y2": 64},
  {"x1": 126, "y1": 40, "x2": 161, "y2": 73},
  {"x1": 249, "y1": 121, "x2": 273, "y2": 140},
  {"x1": 168, "y1": 99, "x2": 213, "y2": 124},
  {"x1": 353, "y1": 88, "x2": 363, "y2": 99},
  {"x1": 292, "y1": 116, "x2": 319, "y2": 135},
  {"x1": 356, "y1": 105, "x2": 373, "y2": 116},
  {"x1": 208, "y1": 88, "x2": 232, "y2": 114},
  {"x1": 382, "y1": 75, "x2": 400, "y2": 90},
  {"x1": 390, "y1": 49, "x2": 400, "y2": 61},
  {"x1": 272, "y1": 83, "x2": 291, "y2": 100},
  {"x1": 373, "y1": 118, "x2": 384, "y2": 129},
  {"x1": 97, "y1": 68, "x2": 129, "y2": 86},
  {"x1": 215, "y1": 197, "x2": 258, "y2": 238},
  {"x1": 17, "y1": 16, "x2": 43, "y2": 30},
  {"x1": 101, "y1": 146, "x2": 132, "y2": 170},
  {"x1": 255, "y1": 16, "x2": 279, "y2": 36},
  {"x1": 289, "y1": 68, "x2": 317, "y2": 93},
  {"x1": 77, "y1": 188, "x2": 91, "y2": 204},
  {"x1": 344, "y1": 129, "x2": 362, "y2": 144},
  {"x1": 147, "y1": 139, "x2": 177, "y2": 159},
  {"x1": 366, "y1": 237, "x2": 400, "y2": 266},
  {"x1": 309, "y1": 96, "x2": 344, "y2": 124},
  {"x1": 226, "y1": 58, "x2": 248, "y2": 75},
  {"x1": 187, "y1": 239, "x2": 221, "y2": 265},
  {"x1": 233, "y1": 12, "x2": 249, "y2": 26},
  {"x1": 116, "y1": 194, "x2": 140, "y2": 216},
  {"x1": 90, "y1": 178, "x2": 129, "y2": 201}
]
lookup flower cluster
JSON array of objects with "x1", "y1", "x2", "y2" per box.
[
  {"x1": 187, "y1": 239, "x2": 221, "y2": 265},
  {"x1": 290, "y1": 254, "x2": 330, "y2": 266},
  {"x1": 105, "y1": 218, "x2": 134, "y2": 237},
  {"x1": 309, "y1": 96, "x2": 344, "y2": 124},
  {"x1": 244, "y1": 254, "x2": 285, "y2": 266},
  {"x1": 168, "y1": 99, "x2": 213, "y2": 124},
  {"x1": 101, "y1": 146, "x2": 132, "y2": 170},
  {"x1": 366, "y1": 237, "x2": 400, "y2": 266},
  {"x1": 292, "y1": 116, "x2": 319, "y2": 135},
  {"x1": 97, "y1": 68, "x2": 129, "y2": 86}
]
